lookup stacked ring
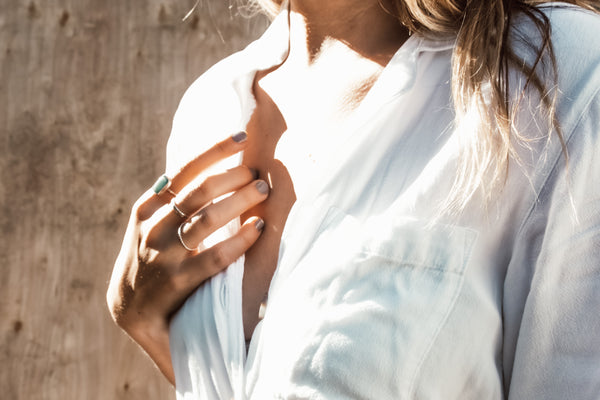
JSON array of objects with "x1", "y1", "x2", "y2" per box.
[
  {"x1": 171, "y1": 200, "x2": 190, "y2": 219},
  {"x1": 152, "y1": 174, "x2": 176, "y2": 197},
  {"x1": 177, "y1": 223, "x2": 197, "y2": 251}
]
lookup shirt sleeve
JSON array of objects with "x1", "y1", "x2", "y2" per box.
[
  {"x1": 164, "y1": 52, "x2": 254, "y2": 400},
  {"x1": 505, "y1": 89, "x2": 600, "y2": 399},
  {"x1": 165, "y1": 54, "x2": 249, "y2": 175}
]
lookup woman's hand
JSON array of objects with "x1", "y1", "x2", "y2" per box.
[{"x1": 106, "y1": 131, "x2": 268, "y2": 384}]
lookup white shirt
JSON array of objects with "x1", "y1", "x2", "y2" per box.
[{"x1": 167, "y1": 4, "x2": 600, "y2": 399}]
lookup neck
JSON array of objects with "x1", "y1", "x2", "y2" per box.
[{"x1": 287, "y1": 0, "x2": 409, "y2": 67}]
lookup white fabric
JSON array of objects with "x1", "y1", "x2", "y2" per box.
[{"x1": 167, "y1": 4, "x2": 600, "y2": 399}]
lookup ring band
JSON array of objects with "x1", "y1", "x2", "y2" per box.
[
  {"x1": 171, "y1": 200, "x2": 189, "y2": 219},
  {"x1": 177, "y1": 223, "x2": 197, "y2": 252},
  {"x1": 152, "y1": 174, "x2": 173, "y2": 196}
]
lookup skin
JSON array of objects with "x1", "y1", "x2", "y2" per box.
[{"x1": 107, "y1": 0, "x2": 410, "y2": 386}]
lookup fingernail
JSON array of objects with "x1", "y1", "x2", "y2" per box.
[
  {"x1": 255, "y1": 218, "x2": 265, "y2": 231},
  {"x1": 255, "y1": 180, "x2": 269, "y2": 194},
  {"x1": 232, "y1": 131, "x2": 247, "y2": 143}
]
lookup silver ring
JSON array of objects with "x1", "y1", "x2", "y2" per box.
[
  {"x1": 177, "y1": 223, "x2": 197, "y2": 252},
  {"x1": 171, "y1": 200, "x2": 189, "y2": 219}
]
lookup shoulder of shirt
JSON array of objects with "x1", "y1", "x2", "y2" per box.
[
  {"x1": 496, "y1": 5, "x2": 600, "y2": 204},
  {"x1": 164, "y1": 45, "x2": 256, "y2": 173},
  {"x1": 510, "y1": 5, "x2": 600, "y2": 133},
  {"x1": 173, "y1": 46, "x2": 252, "y2": 122},
  {"x1": 172, "y1": 6, "x2": 289, "y2": 125},
  {"x1": 510, "y1": 4, "x2": 600, "y2": 88},
  {"x1": 511, "y1": 5, "x2": 600, "y2": 207},
  {"x1": 165, "y1": 9, "x2": 289, "y2": 172},
  {"x1": 542, "y1": 4, "x2": 600, "y2": 65},
  {"x1": 544, "y1": 5, "x2": 600, "y2": 138}
]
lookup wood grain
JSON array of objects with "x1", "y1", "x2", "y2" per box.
[{"x1": 0, "y1": 1, "x2": 267, "y2": 398}]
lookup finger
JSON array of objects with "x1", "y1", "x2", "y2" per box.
[
  {"x1": 158, "y1": 165, "x2": 258, "y2": 228},
  {"x1": 169, "y1": 131, "x2": 248, "y2": 193},
  {"x1": 179, "y1": 180, "x2": 269, "y2": 249},
  {"x1": 140, "y1": 132, "x2": 247, "y2": 221},
  {"x1": 175, "y1": 217, "x2": 265, "y2": 291},
  {"x1": 133, "y1": 190, "x2": 166, "y2": 221},
  {"x1": 177, "y1": 165, "x2": 257, "y2": 220}
]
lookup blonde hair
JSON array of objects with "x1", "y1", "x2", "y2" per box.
[{"x1": 253, "y1": 0, "x2": 600, "y2": 211}]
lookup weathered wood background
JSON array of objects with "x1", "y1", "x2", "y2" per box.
[{"x1": 0, "y1": 1, "x2": 267, "y2": 398}]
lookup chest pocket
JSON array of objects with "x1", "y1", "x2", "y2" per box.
[{"x1": 257, "y1": 207, "x2": 478, "y2": 399}]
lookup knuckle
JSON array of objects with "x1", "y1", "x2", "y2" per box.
[
  {"x1": 235, "y1": 164, "x2": 248, "y2": 175},
  {"x1": 196, "y1": 177, "x2": 216, "y2": 199},
  {"x1": 197, "y1": 208, "x2": 215, "y2": 228},
  {"x1": 241, "y1": 229, "x2": 257, "y2": 248},
  {"x1": 214, "y1": 140, "x2": 228, "y2": 154},
  {"x1": 132, "y1": 191, "x2": 159, "y2": 221},
  {"x1": 142, "y1": 217, "x2": 174, "y2": 250},
  {"x1": 208, "y1": 244, "x2": 230, "y2": 268},
  {"x1": 137, "y1": 245, "x2": 158, "y2": 270},
  {"x1": 237, "y1": 224, "x2": 256, "y2": 247},
  {"x1": 142, "y1": 225, "x2": 162, "y2": 250},
  {"x1": 192, "y1": 182, "x2": 209, "y2": 200},
  {"x1": 203, "y1": 174, "x2": 218, "y2": 188}
]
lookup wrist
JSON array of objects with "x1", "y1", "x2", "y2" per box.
[{"x1": 128, "y1": 317, "x2": 175, "y2": 386}]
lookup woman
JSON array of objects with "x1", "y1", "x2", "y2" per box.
[{"x1": 107, "y1": 0, "x2": 600, "y2": 398}]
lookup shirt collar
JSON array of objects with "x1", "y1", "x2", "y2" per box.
[
  {"x1": 231, "y1": 1, "x2": 456, "y2": 130},
  {"x1": 242, "y1": 0, "x2": 291, "y2": 72},
  {"x1": 417, "y1": 35, "x2": 456, "y2": 53},
  {"x1": 244, "y1": 0, "x2": 456, "y2": 73}
]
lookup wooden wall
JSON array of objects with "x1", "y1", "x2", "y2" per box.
[{"x1": 0, "y1": 1, "x2": 267, "y2": 398}]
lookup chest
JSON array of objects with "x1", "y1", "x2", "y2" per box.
[
  {"x1": 247, "y1": 59, "x2": 384, "y2": 191},
  {"x1": 238, "y1": 65, "x2": 383, "y2": 338}
]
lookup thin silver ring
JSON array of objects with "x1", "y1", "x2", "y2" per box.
[
  {"x1": 177, "y1": 223, "x2": 197, "y2": 252},
  {"x1": 171, "y1": 200, "x2": 189, "y2": 219}
]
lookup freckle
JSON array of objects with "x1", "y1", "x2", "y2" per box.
[
  {"x1": 123, "y1": 382, "x2": 129, "y2": 391},
  {"x1": 59, "y1": 10, "x2": 69, "y2": 27},
  {"x1": 13, "y1": 320, "x2": 23, "y2": 333}
]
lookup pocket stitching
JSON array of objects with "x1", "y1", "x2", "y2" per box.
[{"x1": 405, "y1": 233, "x2": 477, "y2": 398}]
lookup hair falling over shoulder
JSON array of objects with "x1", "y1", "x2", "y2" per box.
[
  {"x1": 389, "y1": 0, "x2": 600, "y2": 212},
  {"x1": 253, "y1": 0, "x2": 600, "y2": 212}
]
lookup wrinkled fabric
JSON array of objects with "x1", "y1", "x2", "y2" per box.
[{"x1": 167, "y1": 4, "x2": 600, "y2": 399}]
